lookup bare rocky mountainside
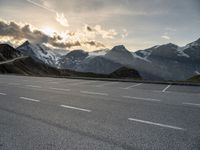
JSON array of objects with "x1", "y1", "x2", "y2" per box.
[
  {"x1": 0, "y1": 44, "x2": 141, "y2": 79},
  {"x1": 1, "y1": 37, "x2": 200, "y2": 81}
]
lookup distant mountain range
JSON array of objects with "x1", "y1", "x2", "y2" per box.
[
  {"x1": 0, "y1": 44, "x2": 141, "y2": 79},
  {"x1": 1, "y1": 37, "x2": 200, "y2": 81}
]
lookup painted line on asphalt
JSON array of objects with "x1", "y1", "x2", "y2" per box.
[
  {"x1": 19, "y1": 97, "x2": 40, "y2": 102},
  {"x1": 26, "y1": 85, "x2": 42, "y2": 88},
  {"x1": 122, "y1": 96, "x2": 161, "y2": 102},
  {"x1": 60, "y1": 104, "x2": 91, "y2": 112},
  {"x1": 122, "y1": 83, "x2": 142, "y2": 89},
  {"x1": 70, "y1": 81, "x2": 97, "y2": 86},
  {"x1": 128, "y1": 118, "x2": 185, "y2": 131},
  {"x1": 95, "y1": 82, "x2": 119, "y2": 87},
  {"x1": 182, "y1": 102, "x2": 200, "y2": 107},
  {"x1": 0, "y1": 92, "x2": 7, "y2": 96},
  {"x1": 80, "y1": 91, "x2": 108, "y2": 96},
  {"x1": 49, "y1": 82, "x2": 59, "y2": 84},
  {"x1": 162, "y1": 85, "x2": 171, "y2": 92},
  {"x1": 50, "y1": 87, "x2": 71, "y2": 92}
]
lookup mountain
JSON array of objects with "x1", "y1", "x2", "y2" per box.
[
  {"x1": 2, "y1": 37, "x2": 200, "y2": 81},
  {"x1": 17, "y1": 41, "x2": 68, "y2": 68},
  {"x1": 59, "y1": 50, "x2": 88, "y2": 70},
  {"x1": 0, "y1": 44, "x2": 21, "y2": 61},
  {"x1": 0, "y1": 54, "x2": 141, "y2": 79},
  {"x1": 109, "y1": 67, "x2": 141, "y2": 79},
  {"x1": 105, "y1": 45, "x2": 134, "y2": 66},
  {"x1": 188, "y1": 74, "x2": 200, "y2": 82},
  {"x1": 75, "y1": 56, "x2": 123, "y2": 74}
]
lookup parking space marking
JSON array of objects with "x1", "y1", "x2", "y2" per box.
[
  {"x1": 122, "y1": 96, "x2": 161, "y2": 102},
  {"x1": 20, "y1": 97, "x2": 40, "y2": 102},
  {"x1": 122, "y1": 83, "x2": 142, "y2": 89},
  {"x1": 128, "y1": 118, "x2": 185, "y2": 131},
  {"x1": 182, "y1": 102, "x2": 200, "y2": 107},
  {"x1": 60, "y1": 104, "x2": 91, "y2": 112},
  {"x1": 80, "y1": 91, "x2": 108, "y2": 96},
  {"x1": 162, "y1": 85, "x2": 171, "y2": 92}
]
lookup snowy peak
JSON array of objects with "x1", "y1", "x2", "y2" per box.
[
  {"x1": 110, "y1": 45, "x2": 128, "y2": 53},
  {"x1": 186, "y1": 38, "x2": 200, "y2": 47},
  {"x1": 17, "y1": 42, "x2": 66, "y2": 68}
]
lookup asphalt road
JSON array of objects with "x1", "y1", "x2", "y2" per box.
[{"x1": 0, "y1": 74, "x2": 200, "y2": 150}]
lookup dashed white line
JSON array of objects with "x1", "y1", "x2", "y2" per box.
[
  {"x1": 0, "y1": 92, "x2": 7, "y2": 96},
  {"x1": 162, "y1": 85, "x2": 171, "y2": 92},
  {"x1": 122, "y1": 83, "x2": 142, "y2": 89},
  {"x1": 26, "y1": 85, "x2": 42, "y2": 88},
  {"x1": 19, "y1": 97, "x2": 40, "y2": 102},
  {"x1": 128, "y1": 118, "x2": 185, "y2": 131},
  {"x1": 95, "y1": 82, "x2": 119, "y2": 87},
  {"x1": 50, "y1": 87, "x2": 71, "y2": 92},
  {"x1": 122, "y1": 96, "x2": 161, "y2": 102},
  {"x1": 80, "y1": 91, "x2": 108, "y2": 96},
  {"x1": 60, "y1": 104, "x2": 91, "y2": 112},
  {"x1": 182, "y1": 102, "x2": 200, "y2": 107}
]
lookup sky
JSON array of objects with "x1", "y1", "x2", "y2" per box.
[{"x1": 0, "y1": 0, "x2": 200, "y2": 51}]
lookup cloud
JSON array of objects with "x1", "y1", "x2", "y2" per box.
[
  {"x1": 122, "y1": 29, "x2": 128, "y2": 38},
  {"x1": 26, "y1": 0, "x2": 56, "y2": 13},
  {"x1": 26, "y1": 0, "x2": 69, "y2": 27},
  {"x1": 56, "y1": 13, "x2": 69, "y2": 27},
  {"x1": 0, "y1": 19, "x2": 106, "y2": 50},
  {"x1": 85, "y1": 25, "x2": 118, "y2": 39},
  {"x1": 84, "y1": 41, "x2": 105, "y2": 48},
  {"x1": 161, "y1": 35, "x2": 171, "y2": 40}
]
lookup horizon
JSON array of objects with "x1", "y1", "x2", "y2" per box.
[{"x1": 0, "y1": 0, "x2": 200, "y2": 51}]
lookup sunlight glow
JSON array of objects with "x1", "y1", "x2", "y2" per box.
[{"x1": 42, "y1": 27, "x2": 56, "y2": 36}]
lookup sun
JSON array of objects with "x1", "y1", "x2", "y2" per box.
[{"x1": 41, "y1": 27, "x2": 56, "y2": 36}]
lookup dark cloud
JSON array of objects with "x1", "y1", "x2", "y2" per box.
[
  {"x1": 0, "y1": 20, "x2": 49, "y2": 44},
  {"x1": 0, "y1": 20, "x2": 106, "y2": 49},
  {"x1": 84, "y1": 41, "x2": 105, "y2": 48},
  {"x1": 49, "y1": 40, "x2": 81, "y2": 48}
]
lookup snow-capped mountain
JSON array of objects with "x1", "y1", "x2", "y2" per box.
[
  {"x1": 59, "y1": 50, "x2": 89, "y2": 70},
  {"x1": 105, "y1": 45, "x2": 134, "y2": 66},
  {"x1": 75, "y1": 56, "x2": 123, "y2": 74},
  {"x1": 17, "y1": 41, "x2": 68, "y2": 68},
  {"x1": 131, "y1": 38, "x2": 200, "y2": 80},
  {"x1": 14, "y1": 37, "x2": 200, "y2": 81}
]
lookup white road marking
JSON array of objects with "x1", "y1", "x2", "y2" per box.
[
  {"x1": 70, "y1": 81, "x2": 97, "y2": 86},
  {"x1": 182, "y1": 102, "x2": 200, "y2": 107},
  {"x1": 0, "y1": 92, "x2": 7, "y2": 96},
  {"x1": 80, "y1": 91, "x2": 108, "y2": 96},
  {"x1": 60, "y1": 105, "x2": 91, "y2": 112},
  {"x1": 95, "y1": 82, "x2": 119, "y2": 87},
  {"x1": 50, "y1": 87, "x2": 71, "y2": 92},
  {"x1": 122, "y1": 96, "x2": 161, "y2": 102},
  {"x1": 26, "y1": 85, "x2": 42, "y2": 88},
  {"x1": 122, "y1": 83, "x2": 142, "y2": 89},
  {"x1": 162, "y1": 85, "x2": 171, "y2": 92},
  {"x1": 128, "y1": 118, "x2": 185, "y2": 131},
  {"x1": 20, "y1": 97, "x2": 40, "y2": 102}
]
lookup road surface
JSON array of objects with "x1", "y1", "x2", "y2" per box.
[{"x1": 0, "y1": 74, "x2": 200, "y2": 150}]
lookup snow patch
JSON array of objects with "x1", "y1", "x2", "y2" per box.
[{"x1": 177, "y1": 47, "x2": 190, "y2": 58}]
